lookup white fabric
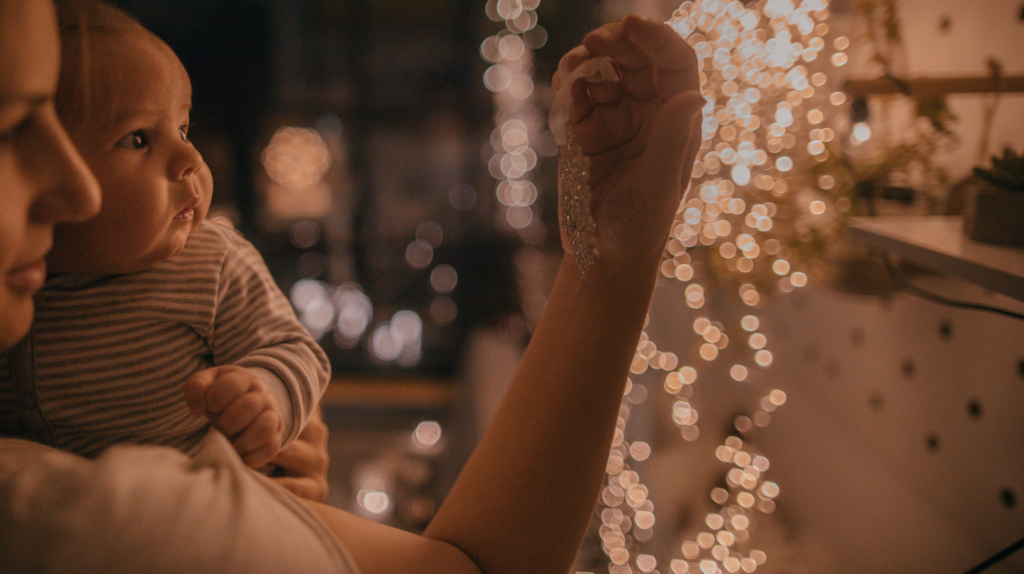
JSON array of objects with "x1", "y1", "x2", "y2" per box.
[{"x1": 0, "y1": 430, "x2": 360, "y2": 574}]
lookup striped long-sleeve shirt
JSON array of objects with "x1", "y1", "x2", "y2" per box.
[{"x1": 0, "y1": 220, "x2": 330, "y2": 458}]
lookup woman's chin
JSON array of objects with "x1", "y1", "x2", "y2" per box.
[{"x1": 0, "y1": 294, "x2": 34, "y2": 349}]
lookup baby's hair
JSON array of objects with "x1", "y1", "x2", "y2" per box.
[{"x1": 54, "y1": 0, "x2": 154, "y2": 131}]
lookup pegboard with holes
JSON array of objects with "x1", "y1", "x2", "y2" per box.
[
  {"x1": 638, "y1": 270, "x2": 1024, "y2": 574},
  {"x1": 757, "y1": 273, "x2": 1024, "y2": 574}
]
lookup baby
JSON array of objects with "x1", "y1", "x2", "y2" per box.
[{"x1": 0, "y1": 1, "x2": 329, "y2": 469}]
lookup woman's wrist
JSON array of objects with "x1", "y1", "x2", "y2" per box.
[{"x1": 555, "y1": 250, "x2": 662, "y2": 319}]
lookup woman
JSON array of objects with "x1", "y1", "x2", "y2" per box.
[{"x1": 0, "y1": 0, "x2": 703, "y2": 572}]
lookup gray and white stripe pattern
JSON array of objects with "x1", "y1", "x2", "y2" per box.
[{"x1": 0, "y1": 221, "x2": 330, "y2": 458}]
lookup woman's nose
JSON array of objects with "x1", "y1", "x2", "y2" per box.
[{"x1": 29, "y1": 106, "x2": 101, "y2": 225}]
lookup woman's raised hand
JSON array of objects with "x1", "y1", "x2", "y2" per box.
[{"x1": 553, "y1": 16, "x2": 703, "y2": 279}]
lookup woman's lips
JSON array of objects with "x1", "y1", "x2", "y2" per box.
[{"x1": 7, "y1": 259, "x2": 46, "y2": 292}]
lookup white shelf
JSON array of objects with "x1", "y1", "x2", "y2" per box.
[{"x1": 847, "y1": 216, "x2": 1024, "y2": 302}]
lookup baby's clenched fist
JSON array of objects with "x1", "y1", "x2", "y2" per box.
[{"x1": 184, "y1": 365, "x2": 283, "y2": 468}]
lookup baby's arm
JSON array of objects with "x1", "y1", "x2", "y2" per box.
[
  {"x1": 184, "y1": 365, "x2": 283, "y2": 468},
  {"x1": 202, "y1": 223, "x2": 331, "y2": 451}
]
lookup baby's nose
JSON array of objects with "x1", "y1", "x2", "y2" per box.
[{"x1": 171, "y1": 141, "x2": 205, "y2": 180}]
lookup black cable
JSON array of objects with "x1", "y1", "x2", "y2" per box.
[
  {"x1": 962, "y1": 535, "x2": 1024, "y2": 574},
  {"x1": 882, "y1": 257, "x2": 1024, "y2": 322},
  {"x1": 882, "y1": 71, "x2": 913, "y2": 96}
]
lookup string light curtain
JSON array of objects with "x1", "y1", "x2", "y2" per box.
[
  {"x1": 479, "y1": 1, "x2": 845, "y2": 572},
  {"x1": 600, "y1": 1, "x2": 843, "y2": 573},
  {"x1": 480, "y1": 0, "x2": 550, "y2": 238}
]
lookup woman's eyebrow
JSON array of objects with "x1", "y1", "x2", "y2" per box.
[{"x1": 0, "y1": 94, "x2": 51, "y2": 106}]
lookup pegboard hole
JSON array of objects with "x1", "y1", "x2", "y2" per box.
[
  {"x1": 868, "y1": 392, "x2": 884, "y2": 412},
  {"x1": 925, "y1": 433, "x2": 941, "y2": 453},
  {"x1": 938, "y1": 319, "x2": 952, "y2": 341},
  {"x1": 1000, "y1": 487, "x2": 1017, "y2": 510},
  {"x1": 804, "y1": 344, "x2": 821, "y2": 364},
  {"x1": 938, "y1": 14, "x2": 952, "y2": 33},
  {"x1": 1018, "y1": 358, "x2": 1024, "y2": 379},
  {"x1": 967, "y1": 399, "x2": 983, "y2": 419},
  {"x1": 825, "y1": 358, "x2": 840, "y2": 379},
  {"x1": 902, "y1": 359, "x2": 915, "y2": 380}
]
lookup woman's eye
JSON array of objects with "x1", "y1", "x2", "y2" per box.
[
  {"x1": 115, "y1": 131, "x2": 147, "y2": 149},
  {"x1": 0, "y1": 114, "x2": 31, "y2": 150}
]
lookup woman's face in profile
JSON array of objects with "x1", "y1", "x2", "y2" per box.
[{"x1": 0, "y1": 0, "x2": 100, "y2": 349}]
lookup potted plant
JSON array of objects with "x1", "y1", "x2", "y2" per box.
[{"x1": 963, "y1": 147, "x2": 1024, "y2": 246}]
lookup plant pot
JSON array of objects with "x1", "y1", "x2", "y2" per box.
[{"x1": 962, "y1": 187, "x2": 1024, "y2": 246}]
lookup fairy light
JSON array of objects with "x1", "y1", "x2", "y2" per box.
[
  {"x1": 597, "y1": 361, "x2": 663, "y2": 570},
  {"x1": 262, "y1": 127, "x2": 331, "y2": 192},
  {"x1": 544, "y1": 0, "x2": 837, "y2": 570},
  {"x1": 851, "y1": 121, "x2": 872, "y2": 143},
  {"x1": 260, "y1": 126, "x2": 335, "y2": 221},
  {"x1": 628, "y1": 1, "x2": 839, "y2": 572},
  {"x1": 482, "y1": 0, "x2": 549, "y2": 236}
]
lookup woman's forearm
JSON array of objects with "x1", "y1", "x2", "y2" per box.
[
  {"x1": 423, "y1": 252, "x2": 661, "y2": 574},
  {"x1": 419, "y1": 17, "x2": 701, "y2": 573}
]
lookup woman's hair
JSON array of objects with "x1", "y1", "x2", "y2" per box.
[{"x1": 54, "y1": 0, "x2": 150, "y2": 130}]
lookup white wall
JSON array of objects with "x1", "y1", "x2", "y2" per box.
[{"x1": 841, "y1": 0, "x2": 1024, "y2": 180}]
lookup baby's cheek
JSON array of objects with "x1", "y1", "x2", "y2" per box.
[
  {"x1": 196, "y1": 166, "x2": 215, "y2": 224},
  {"x1": 199, "y1": 163, "x2": 214, "y2": 199}
]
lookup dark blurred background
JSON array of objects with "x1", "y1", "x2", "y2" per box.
[
  {"x1": 93, "y1": 3, "x2": 1024, "y2": 568},
  {"x1": 111, "y1": 0, "x2": 600, "y2": 377},
  {"x1": 106, "y1": 0, "x2": 601, "y2": 531}
]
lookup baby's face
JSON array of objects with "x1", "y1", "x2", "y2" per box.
[{"x1": 48, "y1": 32, "x2": 213, "y2": 275}]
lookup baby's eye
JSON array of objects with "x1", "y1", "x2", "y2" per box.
[
  {"x1": 115, "y1": 131, "x2": 147, "y2": 150},
  {"x1": 179, "y1": 123, "x2": 191, "y2": 142}
]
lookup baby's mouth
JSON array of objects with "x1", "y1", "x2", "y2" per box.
[{"x1": 174, "y1": 197, "x2": 200, "y2": 221}]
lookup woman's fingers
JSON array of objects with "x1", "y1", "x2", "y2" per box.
[
  {"x1": 583, "y1": 24, "x2": 652, "y2": 68},
  {"x1": 272, "y1": 439, "x2": 327, "y2": 475},
  {"x1": 583, "y1": 17, "x2": 698, "y2": 102},
  {"x1": 571, "y1": 77, "x2": 595, "y2": 125},
  {"x1": 271, "y1": 438, "x2": 314, "y2": 469},
  {"x1": 553, "y1": 45, "x2": 590, "y2": 92},
  {"x1": 564, "y1": 16, "x2": 700, "y2": 156},
  {"x1": 638, "y1": 90, "x2": 705, "y2": 203},
  {"x1": 583, "y1": 24, "x2": 659, "y2": 101},
  {"x1": 583, "y1": 22, "x2": 645, "y2": 67},
  {"x1": 274, "y1": 476, "x2": 329, "y2": 503},
  {"x1": 586, "y1": 79, "x2": 625, "y2": 106},
  {"x1": 622, "y1": 16, "x2": 700, "y2": 97},
  {"x1": 574, "y1": 96, "x2": 648, "y2": 158}
]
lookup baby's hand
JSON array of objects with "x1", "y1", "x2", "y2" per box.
[{"x1": 184, "y1": 366, "x2": 283, "y2": 468}]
